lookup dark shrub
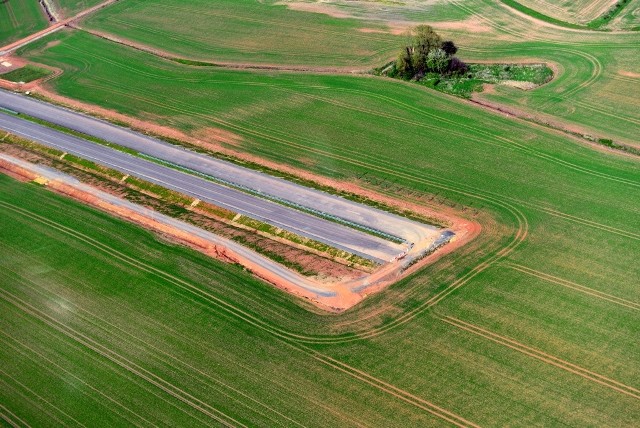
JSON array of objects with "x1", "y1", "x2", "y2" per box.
[
  {"x1": 441, "y1": 41, "x2": 458, "y2": 55},
  {"x1": 448, "y1": 57, "x2": 469, "y2": 75}
]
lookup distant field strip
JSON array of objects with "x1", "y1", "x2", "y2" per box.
[
  {"x1": 52, "y1": 35, "x2": 632, "y2": 187},
  {"x1": 440, "y1": 316, "x2": 640, "y2": 399},
  {"x1": 505, "y1": 263, "x2": 640, "y2": 310},
  {"x1": 81, "y1": 0, "x2": 399, "y2": 66}
]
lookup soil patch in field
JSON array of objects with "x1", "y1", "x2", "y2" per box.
[
  {"x1": 278, "y1": 1, "x2": 352, "y2": 19},
  {"x1": 618, "y1": 70, "x2": 640, "y2": 78},
  {"x1": 432, "y1": 18, "x2": 493, "y2": 33}
]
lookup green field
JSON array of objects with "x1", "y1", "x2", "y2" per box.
[
  {"x1": 0, "y1": 64, "x2": 50, "y2": 82},
  {"x1": 2, "y1": 0, "x2": 640, "y2": 425},
  {"x1": 79, "y1": 0, "x2": 400, "y2": 67},
  {"x1": 1, "y1": 139, "x2": 639, "y2": 425},
  {"x1": 75, "y1": 0, "x2": 640, "y2": 146},
  {"x1": 51, "y1": 0, "x2": 105, "y2": 18},
  {"x1": 0, "y1": 0, "x2": 48, "y2": 46}
]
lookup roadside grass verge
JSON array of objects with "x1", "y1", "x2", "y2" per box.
[{"x1": 0, "y1": 65, "x2": 52, "y2": 83}]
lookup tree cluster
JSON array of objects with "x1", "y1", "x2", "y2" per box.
[{"x1": 393, "y1": 25, "x2": 468, "y2": 79}]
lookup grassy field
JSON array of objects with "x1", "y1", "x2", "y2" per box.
[
  {"x1": 52, "y1": 0, "x2": 105, "y2": 18},
  {"x1": 2, "y1": 0, "x2": 640, "y2": 425},
  {"x1": 74, "y1": 0, "x2": 640, "y2": 146},
  {"x1": 0, "y1": 0, "x2": 48, "y2": 46},
  {"x1": 0, "y1": 65, "x2": 50, "y2": 83},
  {"x1": 79, "y1": 0, "x2": 401, "y2": 67},
  {"x1": 514, "y1": 0, "x2": 618, "y2": 24},
  {"x1": 1, "y1": 145, "x2": 639, "y2": 426},
  {"x1": 2, "y1": 19, "x2": 640, "y2": 425}
]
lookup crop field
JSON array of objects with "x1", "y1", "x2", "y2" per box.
[
  {"x1": 2, "y1": 0, "x2": 639, "y2": 426},
  {"x1": 0, "y1": 0, "x2": 48, "y2": 46},
  {"x1": 75, "y1": 0, "x2": 640, "y2": 146},
  {"x1": 79, "y1": 0, "x2": 400, "y2": 67},
  {"x1": 511, "y1": 0, "x2": 618, "y2": 24},
  {"x1": 1, "y1": 130, "x2": 639, "y2": 426},
  {"x1": 53, "y1": 0, "x2": 106, "y2": 18}
]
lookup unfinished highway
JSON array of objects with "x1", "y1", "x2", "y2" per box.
[
  {"x1": 0, "y1": 91, "x2": 439, "y2": 244},
  {"x1": 0, "y1": 111, "x2": 410, "y2": 262}
]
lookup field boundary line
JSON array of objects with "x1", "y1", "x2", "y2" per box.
[
  {"x1": 505, "y1": 263, "x2": 640, "y2": 310},
  {"x1": 440, "y1": 316, "x2": 640, "y2": 399}
]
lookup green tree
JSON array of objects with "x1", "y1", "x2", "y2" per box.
[
  {"x1": 411, "y1": 25, "x2": 442, "y2": 74},
  {"x1": 426, "y1": 48, "x2": 450, "y2": 73}
]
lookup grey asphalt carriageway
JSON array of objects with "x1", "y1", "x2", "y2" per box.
[
  {"x1": 0, "y1": 111, "x2": 404, "y2": 263},
  {"x1": 0, "y1": 154, "x2": 336, "y2": 297},
  {"x1": 0, "y1": 90, "x2": 442, "y2": 253}
]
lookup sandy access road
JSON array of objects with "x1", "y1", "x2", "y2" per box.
[{"x1": 0, "y1": 90, "x2": 442, "y2": 249}]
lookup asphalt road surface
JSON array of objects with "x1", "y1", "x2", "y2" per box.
[
  {"x1": 0, "y1": 154, "x2": 336, "y2": 296},
  {"x1": 0, "y1": 90, "x2": 438, "y2": 248},
  {"x1": 0, "y1": 111, "x2": 406, "y2": 262}
]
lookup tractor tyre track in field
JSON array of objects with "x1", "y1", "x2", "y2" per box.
[
  {"x1": 505, "y1": 263, "x2": 640, "y2": 310},
  {"x1": 0, "y1": 333, "x2": 151, "y2": 428},
  {"x1": 0, "y1": 205, "x2": 480, "y2": 428},
  {"x1": 0, "y1": 280, "x2": 232, "y2": 427},
  {"x1": 439, "y1": 316, "x2": 640, "y2": 399},
  {"x1": 0, "y1": 287, "x2": 245, "y2": 427},
  {"x1": 0, "y1": 369, "x2": 82, "y2": 426},
  {"x1": 1, "y1": 272, "x2": 306, "y2": 428},
  {"x1": 0, "y1": 403, "x2": 32, "y2": 428}
]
